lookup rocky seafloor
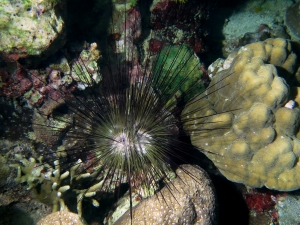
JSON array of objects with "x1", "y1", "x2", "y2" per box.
[{"x1": 1, "y1": 0, "x2": 300, "y2": 224}]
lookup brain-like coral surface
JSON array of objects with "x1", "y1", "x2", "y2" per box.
[
  {"x1": 114, "y1": 164, "x2": 216, "y2": 225},
  {"x1": 37, "y1": 211, "x2": 85, "y2": 225},
  {"x1": 182, "y1": 38, "x2": 300, "y2": 191}
]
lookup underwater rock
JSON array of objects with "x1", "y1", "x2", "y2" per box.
[
  {"x1": 182, "y1": 38, "x2": 300, "y2": 191},
  {"x1": 221, "y1": 0, "x2": 292, "y2": 57},
  {"x1": 285, "y1": 2, "x2": 300, "y2": 41},
  {"x1": 0, "y1": 0, "x2": 66, "y2": 66},
  {"x1": 276, "y1": 194, "x2": 300, "y2": 225},
  {"x1": 0, "y1": 155, "x2": 10, "y2": 187},
  {"x1": 114, "y1": 164, "x2": 216, "y2": 225},
  {"x1": 150, "y1": 0, "x2": 210, "y2": 53}
]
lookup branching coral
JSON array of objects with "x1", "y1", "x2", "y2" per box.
[
  {"x1": 11, "y1": 154, "x2": 48, "y2": 190},
  {"x1": 182, "y1": 38, "x2": 300, "y2": 191},
  {"x1": 12, "y1": 154, "x2": 101, "y2": 217}
]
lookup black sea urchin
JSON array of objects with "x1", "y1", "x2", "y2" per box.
[{"x1": 20, "y1": 0, "x2": 229, "y2": 223}]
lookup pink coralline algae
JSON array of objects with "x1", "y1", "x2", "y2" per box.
[
  {"x1": 0, "y1": 66, "x2": 32, "y2": 98},
  {"x1": 124, "y1": 8, "x2": 142, "y2": 40},
  {"x1": 244, "y1": 191, "x2": 276, "y2": 213},
  {"x1": 149, "y1": 38, "x2": 166, "y2": 54},
  {"x1": 0, "y1": 63, "x2": 73, "y2": 115}
]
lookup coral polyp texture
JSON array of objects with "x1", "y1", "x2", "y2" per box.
[
  {"x1": 114, "y1": 165, "x2": 215, "y2": 225},
  {"x1": 37, "y1": 211, "x2": 86, "y2": 225},
  {"x1": 182, "y1": 38, "x2": 300, "y2": 191}
]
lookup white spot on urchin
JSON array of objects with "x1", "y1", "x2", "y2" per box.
[
  {"x1": 111, "y1": 130, "x2": 152, "y2": 157},
  {"x1": 284, "y1": 100, "x2": 296, "y2": 109}
]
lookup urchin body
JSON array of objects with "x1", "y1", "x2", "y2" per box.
[
  {"x1": 83, "y1": 81, "x2": 177, "y2": 189},
  {"x1": 110, "y1": 130, "x2": 152, "y2": 156}
]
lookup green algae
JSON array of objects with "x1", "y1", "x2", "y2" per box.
[{"x1": 152, "y1": 44, "x2": 204, "y2": 106}]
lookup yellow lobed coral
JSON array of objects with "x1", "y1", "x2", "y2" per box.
[{"x1": 182, "y1": 38, "x2": 300, "y2": 191}]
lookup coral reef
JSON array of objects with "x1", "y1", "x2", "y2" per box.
[
  {"x1": 0, "y1": 43, "x2": 101, "y2": 116},
  {"x1": 11, "y1": 153, "x2": 101, "y2": 217},
  {"x1": 0, "y1": 0, "x2": 66, "y2": 65},
  {"x1": 37, "y1": 211, "x2": 86, "y2": 225},
  {"x1": 182, "y1": 38, "x2": 300, "y2": 191},
  {"x1": 113, "y1": 164, "x2": 216, "y2": 225},
  {"x1": 150, "y1": 0, "x2": 211, "y2": 53},
  {"x1": 11, "y1": 154, "x2": 47, "y2": 190},
  {"x1": 4, "y1": 0, "x2": 300, "y2": 223}
]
